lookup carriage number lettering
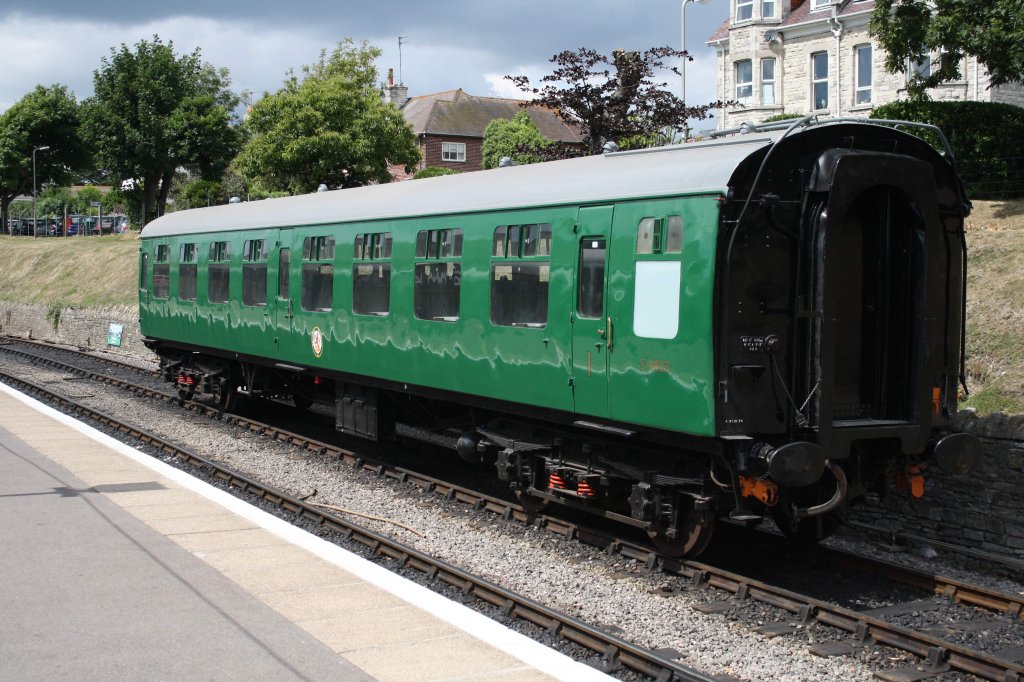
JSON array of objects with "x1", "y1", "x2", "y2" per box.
[{"x1": 640, "y1": 358, "x2": 671, "y2": 373}]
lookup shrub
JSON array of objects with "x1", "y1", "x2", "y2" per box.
[
  {"x1": 763, "y1": 112, "x2": 804, "y2": 123},
  {"x1": 871, "y1": 101, "x2": 1024, "y2": 199},
  {"x1": 413, "y1": 166, "x2": 460, "y2": 180}
]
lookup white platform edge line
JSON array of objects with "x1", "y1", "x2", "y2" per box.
[{"x1": 0, "y1": 382, "x2": 614, "y2": 682}]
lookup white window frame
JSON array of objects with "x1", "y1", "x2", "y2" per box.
[
  {"x1": 761, "y1": 0, "x2": 776, "y2": 19},
  {"x1": 735, "y1": 60, "x2": 753, "y2": 104},
  {"x1": 441, "y1": 141, "x2": 466, "y2": 162},
  {"x1": 910, "y1": 53, "x2": 932, "y2": 80},
  {"x1": 811, "y1": 51, "x2": 829, "y2": 111},
  {"x1": 761, "y1": 57, "x2": 776, "y2": 105},
  {"x1": 854, "y1": 44, "x2": 873, "y2": 105},
  {"x1": 736, "y1": 0, "x2": 753, "y2": 21},
  {"x1": 811, "y1": 0, "x2": 832, "y2": 9}
]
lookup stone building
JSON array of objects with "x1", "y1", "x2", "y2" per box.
[
  {"x1": 382, "y1": 72, "x2": 582, "y2": 176},
  {"x1": 706, "y1": 0, "x2": 1024, "y2": 131}
]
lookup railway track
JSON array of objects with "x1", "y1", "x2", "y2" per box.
[
  {"x1": 2, "y1": 337, "x2": 1022, "y2": 681},
  {"x1": 0, "y1": 364, "x2": 720, "y2": 682}
]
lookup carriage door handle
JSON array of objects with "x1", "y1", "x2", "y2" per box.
[{"x1": 606, "y1": 316, "x2": 613, "y2": 351}]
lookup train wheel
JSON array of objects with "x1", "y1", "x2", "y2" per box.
[
  {"x1": 515, "y1": 489, "x2": 549, "y2": 515},
  {"x1": 293, "y1": 393, "x2": 313, "y2": 411},
  {"x1": 647, "y1": 510, "x2": 716, "y2": 558},
  {"x1": 214, "y1": 382, "x2": 238, "y2": 417}
]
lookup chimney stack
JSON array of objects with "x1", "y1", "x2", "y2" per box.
[{"x1": 383, "y1": 67, "x2": 409, "y2": 109}]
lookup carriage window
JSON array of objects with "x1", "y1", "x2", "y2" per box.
[
  {"x1": 153, "y1": 244, "x2": 170, "y2": 299},
  {"x1": 665, "y1": 216, "x2": 684, "y2": 254},
  {"x1": 636, "y1": 216, "x2": 683, "y2": 255},
  {"x1": 208, "y1": 240, "x2": 231, "y2": 303},
  {"x1": 140, "y1": 251, "x2": 148, "y2": 290},
  {"x1": 242, "y1": 239, "x2": 268, "y2": 307},
  {"x1": 303, "y1": 235, "x2": 334, "y2": 261},
  {"x1": 178, "y1": 242, "x2": 197, "y2": 301},
  {"x1": 415, "y1": 228, "x2": 463, "y2": 258},
  {"x1": 577, "y1": 238, "x2": 606, "y2": 319},
  {"x1": 490, "y1": 224, "x2": 552, "y2": 327},
  {"x1": 279, "y1": 248, "x2": 290, "y2": 299},
  {"x1": 636, "y1": 218, "x2": 659, "y2": 254},
  {"x1": 353, "y1": 232, "x2": 392, "y2": 316},
  {"x1": 492, "y1": 226, "x2": 506, "y2": 256},
  {"x1": 301, "y1": 235, "x2": 334, "y2": 312},
  {"x1": 414, "y1": 229, "x2": 462, "y2": 321}
]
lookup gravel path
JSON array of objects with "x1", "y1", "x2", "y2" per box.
[{"x1": 4, "y1": 353, "x2": 1021, "y2": 681}]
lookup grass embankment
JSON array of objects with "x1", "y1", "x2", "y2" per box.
[
  {"x1": 0, "y1": 233, "x2": 139, "y2": 308},
  {"x1": 0, "y1": 202, "x2": 1020, "y2": 414},
  {"x1": 962, "y1": 199, "x2": 1024, "y2": 415}
]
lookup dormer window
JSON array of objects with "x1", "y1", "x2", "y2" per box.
[
  {"x1": 736, "y1": 0, "x2": 753, "y2": 21},
  {"x1": 811, "y1": 0, "x2": 832, "y2": 9}
]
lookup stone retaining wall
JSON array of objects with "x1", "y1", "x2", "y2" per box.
[
  {"x1": 849, "y1": 411, "x2": 1024, "y2": 560},
  {"x1": 0, "y1": 302, "x2": 152, "y2": 363}
]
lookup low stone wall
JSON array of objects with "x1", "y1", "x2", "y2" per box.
[
  {"x1": 0, "y1": 302, "x2": 154, "y2": 364},
  {"x1": 851, "y1": 411, "x2": 1024, "y2": 560}
]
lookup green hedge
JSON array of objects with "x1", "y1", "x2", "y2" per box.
[
  {"x1": 871, "y1": 101, "x2": 1024, "y2": 199},
  {"x1": 413, "y1": 166, "x2": 460, "y2": 180},
  {"x1": 763, "y1": 112, "x2": 804, "y2": 123}
]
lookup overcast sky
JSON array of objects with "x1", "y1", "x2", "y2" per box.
[{"x1": 1, "y1": 1, "x2": 728, "y2": 127}]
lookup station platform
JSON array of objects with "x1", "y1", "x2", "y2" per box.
[{"x1": 0, "y1": 383, "x2": 611, "y2": 681}]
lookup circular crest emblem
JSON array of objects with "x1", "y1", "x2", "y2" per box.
[{"x1": 310, "y1": 327, "x2": 324, "y2": 358}]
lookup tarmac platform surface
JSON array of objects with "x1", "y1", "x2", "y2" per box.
[{"x1": 0, "y1": 383, "x2": 612, "y2": 681}]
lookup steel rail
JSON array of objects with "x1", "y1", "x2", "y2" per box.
[
  {"x1": 3, "y1": 346, "x2": 1022, "y2": 680},
  {"x1": 669, "y1": 556, "x2": 1024, "y2": 682},
  {"x1": 844, "y1": 519, "x2": 1024, "y2": 575},
  {"x1": 1, "y1": 335, "x2": 159, "y2": 377},
  {"x1": 0, "y1": 367, "x2": 716, "y2": 682}
]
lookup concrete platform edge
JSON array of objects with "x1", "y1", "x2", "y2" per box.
[{"x1": 0, "y1": 382, "x2": 613, "y2": 682}]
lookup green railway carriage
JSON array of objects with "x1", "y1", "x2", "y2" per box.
[{"x1": 140, "y1": 118, "x2": 979, "y2": 556}]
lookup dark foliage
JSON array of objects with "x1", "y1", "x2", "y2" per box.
[
  {"x1": 507, "y1": 46, "x2": 724, "y2": 156},
  {"x1": 871, "y1": 0, "x2": 1024, "y2": 98},
  {"x1": 872, "y1": 100, "x2": 1024, "y2": 199}
]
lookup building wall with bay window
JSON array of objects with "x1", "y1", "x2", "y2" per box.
[{"x1": 707, "y1": 0, "x2": 1023, "y2": 132}]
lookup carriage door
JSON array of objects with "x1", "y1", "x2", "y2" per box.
[
  {"x1": 571, "y1": 206, "x2": 614, "y2": 418},
  {"x1": 272, "y1": 229, "x2": 294, "y2": 359},
  {"x1": 810, "y1": 151, "x2": 938, "y2": 451}
]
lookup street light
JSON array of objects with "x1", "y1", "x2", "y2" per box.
[
  {"x1": 32, "y1": 145, "x2": 51, "y2": 238},
  {"x1": 681, "y1": 0, "x2": 712, "y2": 138}
]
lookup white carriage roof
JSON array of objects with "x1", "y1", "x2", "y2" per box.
[{"x1": 142, "y1": 132, "x2": 780, "y2": 238}]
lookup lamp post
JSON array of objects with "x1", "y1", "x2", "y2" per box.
[
  {"x1": 32, "y1": 145, "x2": 51, "y2": 238},
  {"x1": 681, "y1": 0, "x2": 711, "y2": 139}
]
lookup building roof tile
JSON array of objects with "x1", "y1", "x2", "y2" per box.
[{"x1": 402, "y1": 90, "x2": 582, "y2": 143}]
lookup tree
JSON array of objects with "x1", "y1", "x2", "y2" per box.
[
  {"x1": 37, "y1": 186, "x2": 74, "y2": 217},
  {"x1": 0, "y1": 84, "x2": 90, "y2": 234},
  {"x1": 507, "y1": 47, "x2": 722, "y2": 156},
  {"x1": 236, "y1": 40, "x2": 420, "y2": 193},
  {"x1": 871, "y1": 0, "x2": 1024, "y2": 97},
  {"x1": 481, "y1": 111, "x2": 555, "y2": 169},
  {"x1": 76, "y1": 185, "x2": 103, "y2": 212},
  {"x1": 81, "y1": 36, "x2": 242, "y2": 225}
]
